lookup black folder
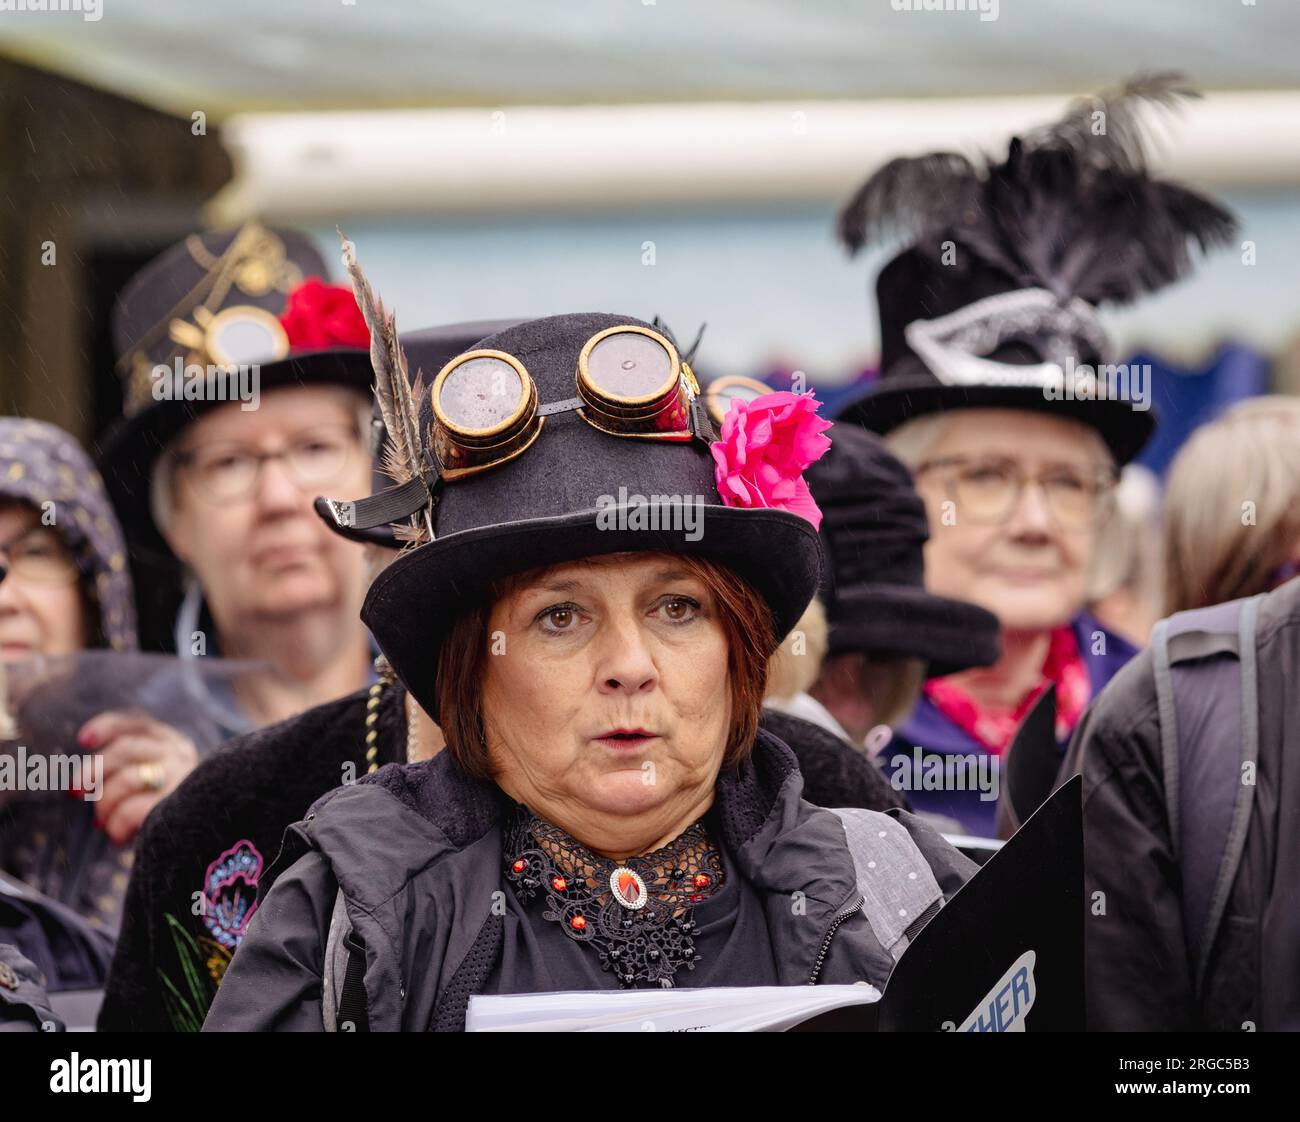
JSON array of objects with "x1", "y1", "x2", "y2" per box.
[{"x1": 793, "y1": 776, "x2": 1083, "y2": 1031}]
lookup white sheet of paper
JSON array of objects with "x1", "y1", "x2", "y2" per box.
[{"x1": 466, "y1": 983, "x2": 881, "y2": 1032}]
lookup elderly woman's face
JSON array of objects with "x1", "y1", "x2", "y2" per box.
[
  {"x1": 161, "y1": 386, "x2": 372, "y2": 635},
  {"x1": 912, "y1": 410, "x2": 1109, "y2": 633},
  {"x1": 0, "y1": 501, "x2": 87, "y2": 660},
  {"x1": 482, "y1": 553, "x2": 731, "y2": 853}
]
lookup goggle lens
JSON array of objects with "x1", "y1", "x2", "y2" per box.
[
  {"x1": 584, "y1": 331, "x2": 676, "y2": 401},
  {"x1": 439, "y1": 356, "x2": 525, "y2": 432}
]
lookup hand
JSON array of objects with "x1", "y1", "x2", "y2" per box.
[{"x1": 76, "y1": 710, "x2": 199, "y2": 846}]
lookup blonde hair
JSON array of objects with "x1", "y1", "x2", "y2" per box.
[
  {"x1": 883, "y1": 414, "x2": 953, "y2": 472},
  {"x1": 1163, "y1": 396, "x2": 1300, "y2": 614},
  {"x1": 764, "y1": 598, "x2": 829, "y2": 702}
]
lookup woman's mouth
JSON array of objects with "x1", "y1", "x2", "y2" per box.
[{"x1": 592, "y1": 728, "x2": 659, "y2": 751}]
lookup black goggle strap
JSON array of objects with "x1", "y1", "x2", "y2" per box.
[{"x1": 319, "y1": 475, "x2": 430, "y2": 533}]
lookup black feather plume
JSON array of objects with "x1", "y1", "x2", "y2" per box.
[{"x1": 837, "y1": 73, "x2": 1237, "y2": 308}]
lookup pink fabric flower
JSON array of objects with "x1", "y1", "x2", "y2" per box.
[{"x1": 709, "y1": 391, "x2": 833, "y2": 529}]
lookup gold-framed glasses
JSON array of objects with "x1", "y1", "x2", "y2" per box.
[
  {"x1": 172, "y1": 422, "x2": 364, "y2": 505},
  {"x1": 914, "y1": 455, "x2": 1117, "y2": 528}
]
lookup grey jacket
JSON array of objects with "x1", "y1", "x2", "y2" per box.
[{"x1": 204, "y1": 729, "x2": 975, "y2": 1032}]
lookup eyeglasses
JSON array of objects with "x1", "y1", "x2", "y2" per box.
[
  {"x1": 172, "y1": 422, "x2": 364, "y2": 505},
  {"x1": 0, "y1": 527, "x2": 81, "y2": 586},
  {"x1": 914, "y1": 455, "x2": 1117, "y2": 528},
  {"x1": 429, "y1": 325, "x2": 711, "y2": 480}
]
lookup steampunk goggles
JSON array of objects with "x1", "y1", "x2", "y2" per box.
[{"x1": 321, "y1": 324, "x2": 715, "y2": 536}]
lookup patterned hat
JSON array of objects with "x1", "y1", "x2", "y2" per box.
[{"x1": 0, "y1": 418, "x2": 137, "y2": 651}]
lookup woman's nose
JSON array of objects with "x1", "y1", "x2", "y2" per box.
[
  {"x1": 251, "y1": 453, "x2": 304, "y2": 513},
  {"x1": 1004, "y1": 478, "x2": 1056, "y2": 536},
  {"x1": 596, "y1": 617, "x2": 658, "y2": 694}
]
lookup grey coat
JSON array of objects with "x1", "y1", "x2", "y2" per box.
[{"x1": 204, "y1": 729, "x2": 974, "y2": 1031}]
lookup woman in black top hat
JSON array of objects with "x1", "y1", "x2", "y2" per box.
[
  {"x1": 98, "y1": 224, "x2": 380, "y2": 738},
  {"x1": 834, "y1": 75, "x2": 1237, "y2": 837},
  {"x1": 204, "y1": 278, "x2": 976, "y2": 1029}
]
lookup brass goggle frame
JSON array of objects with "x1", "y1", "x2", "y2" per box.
[{"x1": 429, "y1": 324, "x2": 707, "y2": 481}]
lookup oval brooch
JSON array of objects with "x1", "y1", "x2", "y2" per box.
[{"x1": 610, "y1": 866, "x2": 647, "y2": 910}]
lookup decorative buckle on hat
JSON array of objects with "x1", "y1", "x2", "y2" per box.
[{"x1": 168, "y1": 304, "x2": 290, "y2": 370}]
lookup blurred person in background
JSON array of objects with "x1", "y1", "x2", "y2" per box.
[
  {"x1": 98, "y1": 224, "x2": 379, "y2": 740},
  {"x1": 97, "y1": 321, "x2": 497, "y2": 1032},
  {"x1": 835, "y1": 77, "x2": 1236, "y2": 837},
  {"x1": 1, "y1": 418, "x2": 209, "y2": 936},
  {"x1": 1061, "y1": 399, "x2": 1300, "y2": 1029},
  {"x1": 1162, "y1": 396, "x2": 1300, "y2": 614}
]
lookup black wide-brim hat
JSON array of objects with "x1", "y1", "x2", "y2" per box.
[
  {"x1": 358, "y1": 313, "x2": 825, "y2": 723},
  {"x1": 809, "y1": 422, "x2": 998, "y2": 677},
  {"x1": 836, "y1": 250, "x2": 1155, "y2": 464},
  {"x1": 97, "y1": 225, "x2": 376, "y2": 566},
  {"x1": 825, "y1": 587, "x2": 997, "y2": 679}
]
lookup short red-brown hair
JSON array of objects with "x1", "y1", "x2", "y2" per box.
[{"x1": 435, "y1": 553, "x2": 776, "y2": 781}]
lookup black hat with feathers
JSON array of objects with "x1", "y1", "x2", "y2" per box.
[{"x1": 835, "y1": 73, "x2": 1238, "y2": 463}]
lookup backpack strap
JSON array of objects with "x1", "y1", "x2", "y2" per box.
[
  {"x1": 830, "y1": 807, "x2": 945, "y2": 962},
  {"x1": 1150, "y1": 593, "x2": 1263, "y2": 995},
  {"x1": 323, "y1": 888, "x2": 370, "y2": 1032}
]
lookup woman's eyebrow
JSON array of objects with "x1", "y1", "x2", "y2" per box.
[{"x1": 528, "y1": 578, "x2": 584, "y2": 596}]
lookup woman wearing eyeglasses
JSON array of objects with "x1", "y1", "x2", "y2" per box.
[
  {"x1": 835, "y1": 77, "x2": 1236, "y2": 837},
  {"x1": 203, "y1": 308, "x2": 977, "y2": 1032},
  {"x1": 98, "y1": 226, "x2": 382, "y2": 739}
]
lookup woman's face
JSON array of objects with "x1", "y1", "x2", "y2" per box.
[
  {"x1": 0, "y1": 501, "x2": 87, "y2": 660},
  {"x1": 161, "y1": 386, "x2": 372, "y2": 637},
  {"x1": 482, "y1": 553, "x2": 732, "y2": 855},
  {"x1": 912, "y1": 410, "x2": 1109, "y2": 634}
]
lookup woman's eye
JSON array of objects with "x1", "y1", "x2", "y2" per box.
[
  {"x1": 537, "y1": 604, "x2": 582, "y2": 633},
  {"x1": 657, "y1": 596, "x2": 700, "y2": 623}
]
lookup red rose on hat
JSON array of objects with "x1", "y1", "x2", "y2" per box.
[{"x1": 279, "y1": 277, "x2": 370, "y2": 351}]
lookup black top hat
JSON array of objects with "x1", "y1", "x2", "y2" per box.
[
  {"x1": 341, "y1": 312, "x2": 825, "y2": 723},
  {"x1": 808, "y1": 423, "x2": 999, "y2": 677},
  {"x1": 316, "y1": 319, "x2": 524, "y2": 548},
  {"x1": 834, "y1": 74, "x2": 1238, "y2": 464},
  {"x1": 98, "y1": 223, "x2": 376, "y2": 565}
]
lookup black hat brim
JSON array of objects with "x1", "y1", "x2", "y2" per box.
[
  {"x1": 97, "y1": 348, "x2": 375, "y2": 566},
  {"x1": 837, "y1": 376, "x2": 1155, "y2": 466},
  {"x1": 362, "y1": 505, "x2": 824, "y2": 723},
  {"x1": 827, "y1": 585, "x2": 1000, "y2": 678}
]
